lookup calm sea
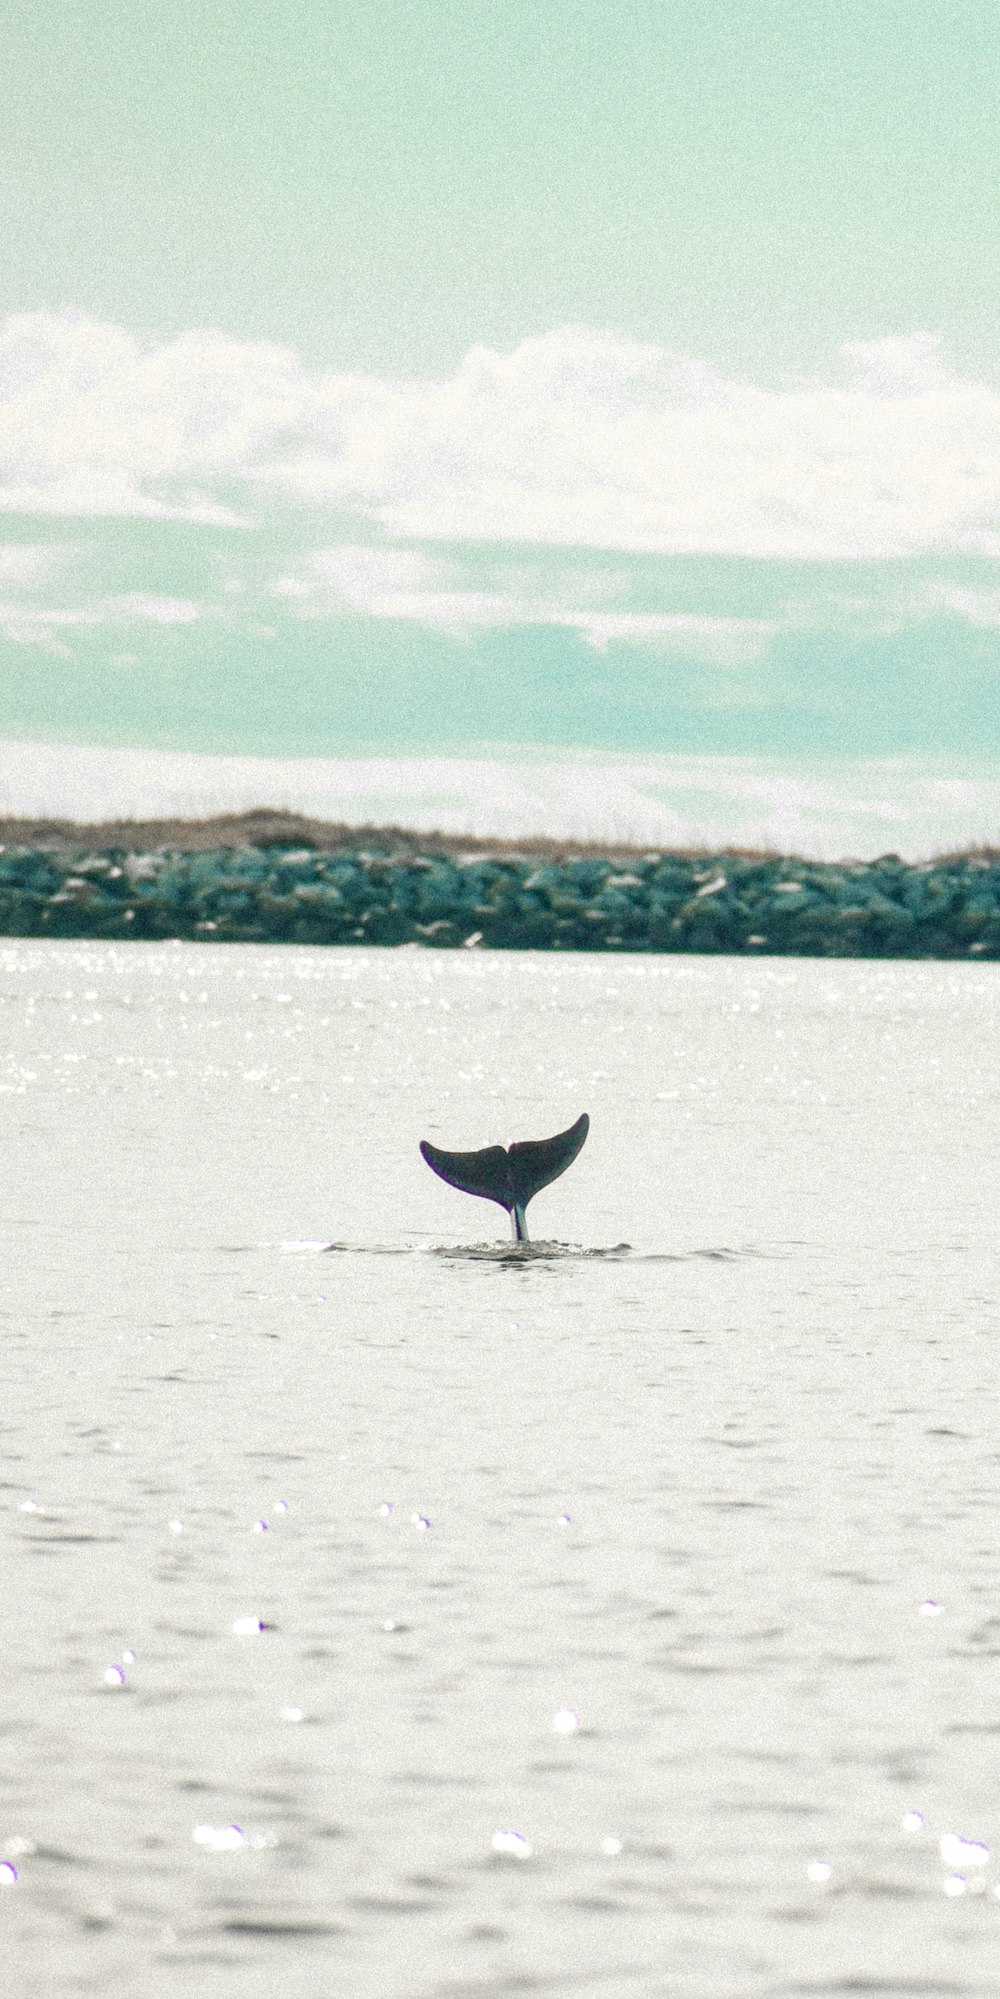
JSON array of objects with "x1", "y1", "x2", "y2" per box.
[{"x1": 1, "y1": 940, "x2": 999, "y2": 1998}]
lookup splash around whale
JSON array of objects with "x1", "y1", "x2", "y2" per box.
[{"x1": 419, "y1": 1113, "x2": 590, "y2": 1243}]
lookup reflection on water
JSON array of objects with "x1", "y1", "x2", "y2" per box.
[{"x1": 1, "y1": 939, "x2": 999, "y2": 1997}]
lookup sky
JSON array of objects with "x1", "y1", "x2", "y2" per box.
[{"x1": 1, "y1": 0, "x2": 999, "y2": 815}]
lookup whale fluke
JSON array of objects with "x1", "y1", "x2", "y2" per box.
[{"x1": 420, "y1": 1113, "x2": 589, "y2": 1242}]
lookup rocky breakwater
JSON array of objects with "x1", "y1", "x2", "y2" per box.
[{"x1": 0, "y1": 836, "x2": 999, "y2": 958}]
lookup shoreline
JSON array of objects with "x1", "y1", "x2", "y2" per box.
[{"x1": 0, "y1": 814, "x2": 997, "y2": 958}]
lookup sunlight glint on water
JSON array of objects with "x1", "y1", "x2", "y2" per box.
[{"x1": 0, "y1": 938, "x2": 998, "y2": 1996}]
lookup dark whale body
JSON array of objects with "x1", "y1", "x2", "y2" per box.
[{"x1": 420, "y1": 1113, "x2": 589, "y2": 1242}]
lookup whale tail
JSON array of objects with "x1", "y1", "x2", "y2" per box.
[{"x1": 420, "y1": 1113, "x2": 589, "y2": 1243}]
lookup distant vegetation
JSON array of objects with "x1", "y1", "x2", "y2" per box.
[
  {"x1": 0, "y1": 807, "x2": 664, "y2": 862},
  {"x1": 0, "y1": 812, "x2": 997, "y2": 958}
]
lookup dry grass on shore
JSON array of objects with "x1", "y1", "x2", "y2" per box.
[
  {"x1": 0, "y1": 807, "x2": 780, "y2": 864},
  {"x1": 0, "y1": 807, "x2": 995, "y2": 866}
]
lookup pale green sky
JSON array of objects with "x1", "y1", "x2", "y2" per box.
[
  {"x1": 3, "y1": 0, "x2": 999, "y2": 379},
  {"x1": 1, "y1": 1, "x2": 999, "y2": 772}
]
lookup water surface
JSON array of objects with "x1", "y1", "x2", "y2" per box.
[{"x1": 1, "y1": 942, "x2": 999, "y2": 1996}]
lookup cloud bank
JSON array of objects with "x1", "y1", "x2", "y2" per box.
[
  {"x1": 1, "y1": 738, "x2": 997, "y2": 861},
  {"x1": 2, "y1": 312, "x2": 1000, "y2": 561},
  {"x1": 2, "y1": 313, "x2": 999, "y2": 769}
]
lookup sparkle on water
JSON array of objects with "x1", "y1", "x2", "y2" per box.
[
  {"x1": 940, "y1": 1833, "x2": 989, "y2": 1869},
  {"x1": 192, "y1": 1824, "x2": 246, "y2": 1852},
  {"x1": 491, "y1": 1830, "x2": 533, "y2": 1859},
  {"x1": 231, "y1": 1616, "x2": 264, "y2": 1636},
  {"x1": 806, "y1": 1861, "x2": 832, "y2": 1884},
  {"x1": 5, "y1": 941, "x2": 1000, "y2": 1994},
  {"x1": 551, "y1": 1708, "x2": 581, "y2": 1735},
  {"x1": 102, "y1": 1665, "x2": 126, "y2": 1689},
  {"x1": 0, "y1": 1863, "x2": 17, "y2": 1886}
]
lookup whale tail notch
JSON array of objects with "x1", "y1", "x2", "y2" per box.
[{"x1": 419, "y1": 1113, "x2": 589, "y2": 1242}]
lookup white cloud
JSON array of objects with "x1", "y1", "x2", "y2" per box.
[
  {"x1": 264, "y1": 326, "x2": 1000, "y2": 559},
  {"x1": 3, "y1": 312, "x2": 1000, "y2": 560},
  {"x1": 0, "y1": 475, "x2": 246, "y2": 526},
  {"x1": 0, "y1": 603, "x2": 103, "y2": 652},
  {"x1": 838, "y1": 333, "x2": 952, "y2": 396},
  {"x1": 0, "y1": 542, "x2": 68, "y2": 585},
  {"x1": 911, "y1": 581, "x2": 1000, "y2": 628},
  {"x1": 0, "y1": 590, "x2": 204, "y2": 652},
  {"x1": 0, "y1": 312, "x2": 268, "y2": 522},
  {"x1": 273, "y1": 541, "x2": 775, "y2": 660},
  {"x1": 567, "y1": 613, "x2": 775, "y2": 662},
  {"x1": 284, "y1": 543, "x2": 450, "y2": 607},
  {"x1": 107, "y1": 593, "x2": 203, "y2": 624},
  {"x1": 2, "y1": 736, "x2": 999, "y2": 858}
]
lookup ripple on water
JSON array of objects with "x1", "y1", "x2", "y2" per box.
[{"x1": 6, "y1": 945, "x2": 1000, "y2": 1997}]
